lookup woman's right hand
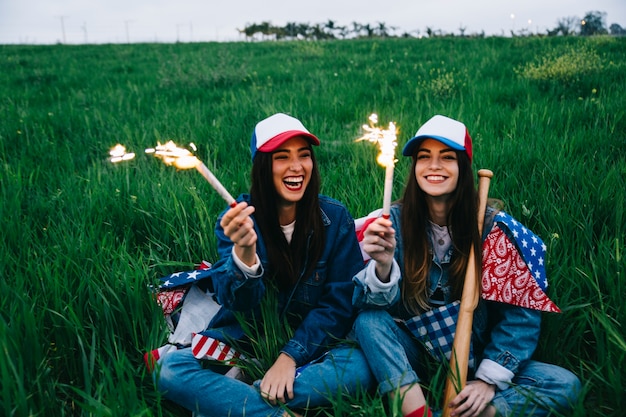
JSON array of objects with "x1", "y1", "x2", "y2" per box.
[
  {"x1": 259, "y1": 353, "x2": 296, "y2": 405},
  {"x1": 362, "y1": 217, "x2": 396, "y2": 282},
  {"x1": 220, "y1": 202, "x2": 257, "y2": 266}
]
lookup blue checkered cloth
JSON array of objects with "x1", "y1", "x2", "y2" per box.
[{"x1": 404, "y1": 301, "x2": 474, "y2": 367}]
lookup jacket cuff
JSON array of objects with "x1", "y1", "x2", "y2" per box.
[
  {"x1": 364, "y1": 259, "x2": 400, "y2": 292},
  {"x1": 231, "y1": 246, "x2": 263, "y2": 278},
  {"x1": 475, "y1": 359, "x2": 515, "y2": 391},
  {"x1": 281, "y1": 340, "x2": 308, "y2": 367}
]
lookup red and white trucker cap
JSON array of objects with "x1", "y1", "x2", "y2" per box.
[{"x1": 250, "y1": 113, "x2": 320, "y2": 160}]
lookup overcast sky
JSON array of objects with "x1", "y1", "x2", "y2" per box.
[{"x1": 1, "y1": 0, "x2": 624, "y2": 44}]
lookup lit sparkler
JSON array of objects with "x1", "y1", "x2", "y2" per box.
[
  {"x1": 109, "y1": 144, "x2": 136, "y2": 163},
  {"x1": 356, "y1": 114, "x2": 398, "y2": 218},
  {"x1": 146, "y1": 140, "x2": 236, "y2": 208}
]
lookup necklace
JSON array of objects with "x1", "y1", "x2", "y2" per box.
[{"x1": 430, "y1": 222, "x2": 450, "y2": 246}]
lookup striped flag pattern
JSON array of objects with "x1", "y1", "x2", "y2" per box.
[
  {"x1": 144, "y1": 344, "x2": 179, "y2": 372},
  {"x1": 191, "y1": 333, "x2": 241, "y2": 364}
]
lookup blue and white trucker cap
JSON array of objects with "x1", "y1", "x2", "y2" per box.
[{"x1": 402, "y1": 115, "x2": 473, "y2": 162}]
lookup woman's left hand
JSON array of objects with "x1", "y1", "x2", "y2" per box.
[
  {"x1": 259, "y1": 353, "x2": 297, "y2": 405},
  {"x1": 448, "y1": 379, "x2": 496, "y2": 417}
]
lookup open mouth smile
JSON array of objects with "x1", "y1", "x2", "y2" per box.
[{"x1": 284, "y1": 176, "x2": 304, "y2": 190}]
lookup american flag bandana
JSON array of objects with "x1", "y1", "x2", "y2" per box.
[
  {"x1": 481, "y1": 212, "x2": 560, "y2": 313},
  {"x1": 404, "y1": 301, "x2": 474, "y2": 367},
  {"x1": 191, "y1": 333, "x2": 242, "y2": 365},
  {"x1": 155, "y1": 287, "x2": 187, "y2": 316}
]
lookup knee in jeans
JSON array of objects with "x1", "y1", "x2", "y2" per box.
[
  {"x1": 153, "y1": 351, "x2": 183, "y2": 392},
  {"x1": 539, "y1": 365, "x2": 582, "y2": 411},
  {"x1": 561, "y1": 369, "x2": 582, "y2": 406},
  {"x1": 355, "y1": 309, "x2": 392, "y2": 335}
]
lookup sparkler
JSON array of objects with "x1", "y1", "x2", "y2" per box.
[
  {"x1": 145, "y1": 140, "x2": 236, "y2": 208},
  {"x1": 109, "y1": 144, "x2": 136, "y2": 163},
  {"x1": 356, "y1": 114, "x2": 398, "y2": 218}
]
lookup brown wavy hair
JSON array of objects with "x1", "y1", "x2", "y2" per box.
[{"x1": 399, "y1": 149, "x2": 481, "y2": 314}]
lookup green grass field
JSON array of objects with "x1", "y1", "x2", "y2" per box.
[{"x1": 1, "y1": 35, "x2": 625, "y2": 416}]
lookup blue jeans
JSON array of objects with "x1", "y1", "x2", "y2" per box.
[
  {"x1": 354, "y1": 309, "x2": 580, "y2": 417},
  {"x1": 155, "y1": 345, "x2": 373, "y2": 417}
]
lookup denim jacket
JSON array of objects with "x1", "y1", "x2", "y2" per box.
[
  {"x1": 353, "y1": 203, "x2": 542, "y2": 390},
  {"x1": 205, "y1": 194, "x2": 364, "y2": 367}
]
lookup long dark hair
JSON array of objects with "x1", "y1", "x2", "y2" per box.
[
  {"x1": 399, "y1": 149, "x2": 481, "y2": 313},
  {"x1": 249, "y1": 147, "x2": 325, "y2": 288}
]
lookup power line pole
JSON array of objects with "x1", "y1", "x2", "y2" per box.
[
  {"x1": 125, "y1": 20, "x2": 134, "y2": 43},
  {"x1": 176, "y1": 23, "x2": 185, "y2": 42},
  {"x1": 57, "y1": 16, "x2": 67, "y2": 43},
  {"x1": 81, "y1": 21, "x2": 88, "y2": 43}
]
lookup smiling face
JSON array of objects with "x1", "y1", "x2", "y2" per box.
[
  {"x1": 271, "y1": 136, "x2": 313, "y2": 207},
  {"x1": 414, "y1": 138, "x2": 460, "y2": 199}
]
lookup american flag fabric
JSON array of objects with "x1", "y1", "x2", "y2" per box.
[
  {"x1": 404, "y1": 301, "x2": 475, "y2": 367},
  {"x1": 191, "y1": 333, "x2": 241, "y2": 365},
  {"x1": 145, "y1": 261, "x2": 216, "y2": 372},
  {"x1": 153, "y1": 260, "x2": 213, "y2": 321},
  {"x1": 144, "y1": 344, "x2": 178, "y2": 372},
  {"x1": 481, "y1": 212, "x2": 561, "y2": 313},
  {"x1": 143, "y1": 334, "x2": 242, "y2": 372},
  {"x1": 159, "y1": 260, "x2": 213, "y2": 290}
]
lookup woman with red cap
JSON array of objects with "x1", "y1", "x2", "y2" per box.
[
  {"x1": 353, "y1": 115, "x2": 580, "y2": 417},
  {"x1": 155, "y1": 113, "x2": 372, "y2": 416}
]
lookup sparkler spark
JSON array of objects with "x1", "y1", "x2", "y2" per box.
[
  {"x1": 146, "y1": 140, "x2": 236, "y2": 207},
  {"x1": 356, "y1": 114, "x2": 398, "y2": 218},
  {"x1": 109, "y1": 144, "x2": 136, "y2": 163},
  {"x1": 145, "y1": 140, "x2": 199, "y2": 169},
  {"x1": 356, "y1": 114, "x2": 398, "y2": 167}
]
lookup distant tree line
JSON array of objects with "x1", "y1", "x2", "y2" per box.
[
  {"x1": 238, "y1": 11, "x2": 624, "y2": 41},
  {"x1": 549, "y1": 11, "x2": 625, "y2": 36},
  {"x1": 238, "y1": 20, "x2": 404, "y2": 40}
]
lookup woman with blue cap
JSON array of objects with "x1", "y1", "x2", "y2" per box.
[
  {"x1": 156, "y1": 113, "x2": 372, "y2": 416},
  {"x1": 352, "y1": 115, "x2": 580, "y2": 417}
]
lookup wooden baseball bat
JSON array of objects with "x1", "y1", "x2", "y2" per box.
[{"x1": 442, "y1": 169, "x2": 493, "y2": 417}]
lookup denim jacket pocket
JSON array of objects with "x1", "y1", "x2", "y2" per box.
[{"x1": 297, "y1": 261, "x2": 327, "y2": 306}]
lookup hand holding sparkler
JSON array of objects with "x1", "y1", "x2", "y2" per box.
[
  {"x1": 356, "y1": 114, "x2": 398, "y2": 219},
  {"x1": 220, "y1": 201, "x2": 258, "y2": 266},
  {"x1": 145, "y1": 140, "x2": 236, "y2": 208}
]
